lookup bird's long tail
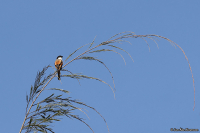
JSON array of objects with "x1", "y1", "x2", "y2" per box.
[{"x1": 58, "y1": 70, "x2": 61, "y2": 80}]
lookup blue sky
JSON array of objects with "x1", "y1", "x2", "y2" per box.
[{"x1": 0, "y1": 1, "x2": 200, "y2": 133}]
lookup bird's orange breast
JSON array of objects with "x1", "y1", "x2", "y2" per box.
[
  {"x1": 55, "y1": 59, "x2": 62, "y2": 65},
  {"x1": 55, "y1": 59, "x2": 63, "y2": 70}
]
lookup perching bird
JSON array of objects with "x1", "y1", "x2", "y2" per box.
[{"x1": 54, "y1": 55, "x2": 63, "y2": 80}]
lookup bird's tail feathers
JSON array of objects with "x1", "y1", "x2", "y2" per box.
[{"x1": 58, "y1": 70, "x2": 61, "y2": 80}]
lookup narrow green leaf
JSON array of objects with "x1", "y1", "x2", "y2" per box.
[
  {"x1": 36, "y1": 103, "x2": 40, "y2": 111},
  {"x1": 89, "y1": 49, "x2": 111, "y2": 53},
  {"x1": 48, "y1": 88, "x2": 70, "y2": 94},
  {"x1": 29, "y1": 117, "x2": 33, "y2": 126},
  {"x1": 88, "y1": 35, "x2": 97, "y2": 49},
  {"x1": 30, "y1": 85, "x2": 33, "y2": 97},
  {"x1": 26, "y1": 94, "x2": 28, "y2": 103},
  {"x1": 78, "y1": 56, "x2": 97, "y2": 60},
  {"x1": 45, "y1": 93, "x2": 54, "y2": 100}
]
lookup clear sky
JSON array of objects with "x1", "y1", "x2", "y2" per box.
[{"x1": 0, "y1": 1, "x2": 200, "y2": 133}]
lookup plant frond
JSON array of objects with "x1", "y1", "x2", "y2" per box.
[
  {"x1": 108, "y1": 45, "x2": 134, "y2": 62},
  {"x1": 21, "y1": 31, "x2": 196, "y2": 133},
  {"x1": 63, "y1": 74, "x2": 115, "y2": 97},
  {"x1": 61, "y1": 69, "x2": 81, "y2": 85},
  {"x1": 68, "y1": 114, "x2": 94, "y2": 133},
  {"x1": 33, "y1": 66, "x2": 51, "y2": 96},
  {"x1": 107, "y1": 31, "x2": 135, "y2": 41},
  {"x1": 89, "y1": 49, "x2": 126, "y2": 65},
  {"x1": 25, "y1": 94, "x2": 109, "y2": 133},
  {"x1": 78, "y1": 56, "x2": 116, "y2": 93},
  {"x1": 65, "y1": 44, "x2": 89, "y2": 62},
  {"x1": 73, "y1": 100, "x2": 110, "y2": 133}
]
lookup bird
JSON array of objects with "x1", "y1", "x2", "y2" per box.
[{"x1": 55, "y1": 55, "x2": 63, "y2": 80}]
